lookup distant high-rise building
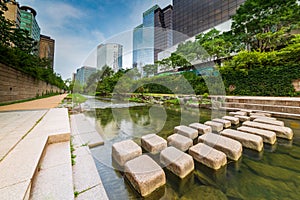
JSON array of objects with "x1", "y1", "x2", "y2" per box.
[
  {"x1": 133, "y1": 4, "x2": 173, "y2": 76},
  {"x1": 39, "y1": 35, "x2": 55, "y2": 70},
  {"x1": 3, "y1": 0, "x2": 21, "y2": 28},
  {"x1": 19, "y1": 6, "x2": 40, "y2": 42},
  {"x1": 97, "y1": 43, "x2": 123, "y2": 72},
  {"x1": 75, "y1": 66, "x2": 96, "y2": 85},
  {"x1": 172, "y1": 0, "x2": 245, "y2": 44}
]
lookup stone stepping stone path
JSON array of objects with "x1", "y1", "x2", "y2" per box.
[
  {"x1": 204, "y1": 121, "x2": 224, "y2": 132},
  {"x1": 174, "y1": 125, "x2": 198, "y2": 139},
  {"x1": 249, "y1": 115, "x2": 277, "y2": 121},
  {"x1": 141, "y1": 134, "x2": 167, "y2": 154},
  {"x1": 212, "y1": 118, "x2": 231, "y2": 128},
  {"x1": 222, "y1": 116, "x2": 239, "y2": 125},
  {"x1": 189, "y1": 122, "x2": 212, "y2": 134},
  {"x1": 253, "y1": 118, "x2": 284, "y2": 126},
  {"x1": 234, "y1": 115, "x2": 250, "y2": 122},
  {"x1": 160, "y1": 146, "x2": 194, "y2": 178},
  {"x1": 112, "y1": 140, "x2": 142, "y2": 166},
  {"x1": 189, "y1": 143, "x2": 227, "y2": 170},
  {"x1": 237, "y1": 126, "x2": 277, "y2": 144},
  {"x1": 167, "y1": 133, "x2": 193, "y2": 152}
]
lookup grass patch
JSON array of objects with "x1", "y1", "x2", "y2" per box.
[
  {"x1": 164, "y1": 98, "x2": 180, "y2": 105},
  {"x1": 68, "y1": 93, "x2": 87, "y2": 104}
]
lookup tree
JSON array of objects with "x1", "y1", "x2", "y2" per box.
[
  {"x1": 143, "y1": 64, "x2": 157, "y2": 77},
  {"x1": 231, "y1": 0, "x2": 300, "y2": 51}
]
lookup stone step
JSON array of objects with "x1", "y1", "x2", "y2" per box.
[
  {"x1": 243, "y1": 121, "x2": 293, "y2": 140},
  {"x1": 220, "y1": 129, "x2": 263, "y2": 152},
  {"x1": 0, "y1": 108, "x2": 71, "y2": 200},
  {"x1": 250, "y1": 112, "x2": 272, "y2": 117},
  {"x1": 112, "y1": 140, "x2": 142, "y2": 166},
  {"x1": 141, "y1": 134, "x2": 167, "y2": 154},
  {"x1": 234, "y1": 115, "x2": 250, "y2": 122},
  {"x1": 124, "y1": 155, "x2": 166, "y2": 197},
  {"x1": 225, "y1": 96, "x2": 300, "y2": 107},
  {"x1": 229, "y1": 111, "x2": 247, "y2": 116},
  {"x1": 30, "y1": 142, "x2": 73, "y2": 199},
  {"x1": 249, "y1": 115, "x2": 277, "y2": 121},
  {"x1": 174, "y1": 125, "x2": 198, "y2": 139},
  {"x1": 198, "y1": 133, "x2": 242, "y2": 161},
  {"x1": 222, "y1": 116, "x2": 239, "y2": 125},
  {"x1": 160, "y1": 147, "x2": 194, "y2": 178},
  {"x1": 189, "y1": 123, "x2": 212, "y2": 135},
  {"x1": 167, "y1": 134, "x2": 193, "y2": 152},
  {"x1": 237, "y1": 126, "x2": 276, "y2": 145},
  {"x1": 253, "y1": 118, "x2": 284, "y2": 127},
  {"x1": 204, "y1": 121, "x2": 223, "y2": 132},
  {"x1": 224, "y1": 102, "x2": 300, "y2": 114},
  {"x1": 189, "y1": 143, "x2": 227, "y2": 170},
  {"x1": 212, "y1": 118, "x2": 231, "y2": 128}
]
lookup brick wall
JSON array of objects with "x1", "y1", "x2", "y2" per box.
[{"x1": 0, "y1": 63, "x2": 63, "y2": 103}]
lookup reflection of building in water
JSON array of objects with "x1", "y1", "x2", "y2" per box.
[{"x1": 97, "y1": 43, "x2": 123, "y2": 72}]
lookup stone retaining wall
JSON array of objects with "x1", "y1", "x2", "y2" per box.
[{"x1": 0, "y1": 63, "x2": 62, "y2": 103}]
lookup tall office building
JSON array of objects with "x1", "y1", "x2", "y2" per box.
[
  {"x1": 19, "y1": 6, "x2": 40, "y2": 42},
  {"x1": 3, "y1": 0, "x2": 21, "y2": 28},
  {"x1": 75, "y1": 66, "x2": 96, "y2": 85},
  {"x1": 133, "y1": 4, "x2": 173, "y2": 75},
  {"x1": 97, "y1": 43, "x2": 123, "y2": 72},
  {"x1": 39, "y1": 35, "x2": 55, "y2": 70},
  {"x1": 172, "y1": 0, "x2": 245, "y2": 44}
]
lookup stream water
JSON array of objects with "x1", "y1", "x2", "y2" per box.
[{"x1": 83, "y1": 97, "x2": 300, "y2": 200}]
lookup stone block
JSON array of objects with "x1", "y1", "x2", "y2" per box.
[
  {"x1": 204, "y1": 121, "x2": 224, "y2": 132},
  {"x1": 174, "y1": 125, "x2": 198, "y2": 139},
  {"x1": 124, "y1": 155, "x2": 166, "y2": 197},
  {"x1": 220, "y1": 129, "x2": 263, "y2": 152},
  {"x1": 212, "y1": 118, "x2": 231, "y2": 128},
  {"x1": 229, "y1": 111, "x2": 247, "y2": 116},
  {"x1": 243, "y1": 121, "x2": 293, "y2": 140},
  {"x1": 253, "y1": 118, "x2": 284, "y2": 126},
  {"x1": 189, "y1": 123, "x2": 212, "y2": 135},
  {"x1": 141, "y1": 134, "x2": 167, "y2": 154},
  {"x1": 112, "y1": 140, "x2": 142, "y2": 166},
  {"x1": 189, "y1": 143, "x2": 227, "y2": 170},
  {"x1": 237, "y1": 126, "x2": 276, "y2": 145},
  {"x1": 234, "y1": 115, "x2": 250, "y2": 122},
  {"x1": 250, "y1": 112, "x2": 271, "y2": 117},
  {"x1": 249, "y1": 115, "x2": 277, "y2": 121},
  {"x1": 198, "y1": 133, "x2": 242, "y2": 161},
  {"x1": 160, "y1": 147, "x2": 194, "y2": 178},
  {"x1": 222, "y1": 116, "x2": 239, "y2": 125},
  {"x1": 167, "y1": 134, "x2": 193, "y2": 152}
]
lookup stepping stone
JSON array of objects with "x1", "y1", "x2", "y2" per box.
[
  {"x1": 174, "y1": 125, "x2": 198, "y2": 139},
  {"x1": 204, "y1": 121, "x2": 223, "y2": 132},
  {"x1": 250, "y1": 112, "x2": 271, "y2": 117},
  {"x1": 240, "y1": 109, "x2": 253, "y2": 115},
  {"x1": 212, "y1": 118, "x2": 231, "y2": 128},
  {"x1": 253, "y1": 118, "x2": 284, "y2": 127},
  {"x1": 220, "y1": 129, "x2": 263, "y2": 152},
  {"x1": 160, "y1": 147, "x2": 194, "y2": 178},
  {"x1": 250, "y1": 115, "x2": 277, "y2": 121},
  {"x1": 237, "y1": 126, "x2": 276, "y2": 145},
  {"x1": 243, "y1": 121, "x2": 293, "y2": 140},
  {"x1": 167, "y1": 134, "x2": 193, "y2": 152},
  {"x1": 124, "y1": 155, "x2": 166, "y2": 197},
  {"x1": 112, "y1": 140, "x2": 142, "y2": 166},
  {"x1": 189, "y1": 123, "x2": 212, "y2": 135},
  {"x1": 198, "y1": 133, "x2": 242, "y2": 161},
  {"x1": 189, "y1": 143, "x2": 227, "y2": 170},
  {"x1": 229, "y1": 111, "x2": 247, "y2": 116},
  {"x1": 222, "y1": 116, "x2": 239, "y2": 125},
  {"x1": 234, "y1": 115, "x2": 250, "y2": 122},
  {"x1": 141, "y1": 134, "x2": 167, "y2": 154}
]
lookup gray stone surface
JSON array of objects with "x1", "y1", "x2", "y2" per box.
[
  {"x1": 251, "y1": 112, "x2": 272, "y2": 117},
  {"x1": 174, "y1": 125, "x2": 198, "y2": 139},
  {"x1": 124, "y1": 155, "x2": 166, "y2": 197},
  {"x1": 249, "y1": 115, "x2": 277, "y2": 121},
  {"x1": 234, "y1": 115, "x2": 250, "y2": 122},
  {"x1": 141, "y1": 134, "x2": 167, "y2": 154},
  {"x1": 212, "y1": 118, "x2": 231, "y2": 128},
  {"x1": 243, "y1": 121, "x2": 293, "y2": 140},
  {"x1": 189, "y1": 143, "x2": 227, "y2": 170},
  {"x1": 204, "y1": 121, "x2": 224, "y2": 132},
  {"x1": 198, "y1": 133, "x2": 242, "y2": 161},
  {"x1": 167, "y1": 134, "x2": 193, "y2": 152},
  {"x1": 160, "y1": 147, "x2": 194, "y2": 178},
  {"x1": 189, "y1": 123, "x2": 212, "y2": 135},
  {"x1": 112, "y1": 140, "x2": 142, "y2": 166},
  {"x1": 229, "y1": 111, "x2": 247, "y2": 116},
  {"x1": 237, "y1": 126, "x2": 277, "y2": 145},
  {"x1": 253, "y1": 118, "x2": 284, "y2": 126},
  {"x1": 222, "y1": 116, "x2": 239, "y2": 125},
  {"x1": 220, "y1": 129, "x2": 263, "y2": 152}
]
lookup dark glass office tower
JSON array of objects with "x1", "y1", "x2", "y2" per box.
[{"x1": 173, "y1": 0, "x2": 245, "y2": 44}]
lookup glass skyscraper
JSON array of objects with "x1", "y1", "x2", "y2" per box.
[
  {"x1": 19, "y1": 6, "x2": 40, "y2": 42},
  {"x1": 97, "y1": 43, "x2": 123, "y2": 72}
]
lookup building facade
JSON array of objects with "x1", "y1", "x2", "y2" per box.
[
  {"x1": 39, "y1": 35, "x2": 55, "y2": 70},
  {"x1": 19, "y1": 6, "x2": 40, "y2": 42},
  {"x1": 3, "y1": 0, "x2": 21, "y2": 28},
  {"x1": 172, "y1": 0, "x2": 245, "y2": 44},
  {"x1": 97, "y1": 43, "x2": 123, "y2": 72},
  {"x1": 75, "y1": 66, "x2": 96, "y2": 85}
]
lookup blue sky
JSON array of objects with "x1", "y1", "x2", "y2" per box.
[{"x1": 18, "y1": 0, "x2": 172, "y2": 79}]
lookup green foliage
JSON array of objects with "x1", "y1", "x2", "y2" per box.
[
  {"x1": 69, "y1": 93, "x2": 87, "y2": 104},
  {"x1": 164, "y1": 98, "x2": 180, "y2": 105}
]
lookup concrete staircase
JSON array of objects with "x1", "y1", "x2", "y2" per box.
[{"x1": 222, "y1": 96, "x2": 300, "y2": 119}]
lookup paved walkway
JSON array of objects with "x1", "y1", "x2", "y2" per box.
[{"x1": 0, "y1": 94, "x2": 68, "y2": 112}]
